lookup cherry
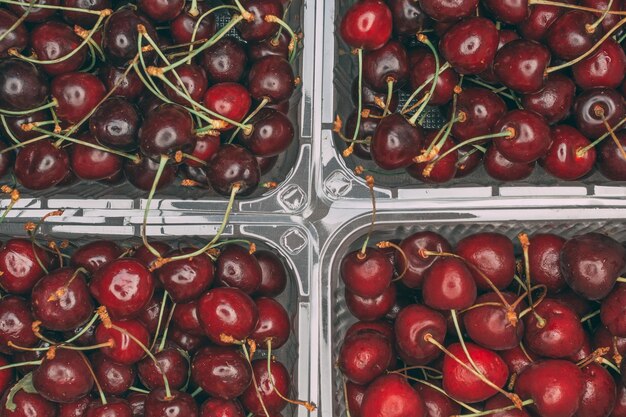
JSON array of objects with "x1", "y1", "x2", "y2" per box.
[
  {"x1": 171, "y1": 300, "x2": 203, "y2": 336},
  {"x1": 345, "y1": 284, "x2": 397, "y2": 321},
  {"x1": 352, "y1": 81, "x2": 399, "y2": 112},
  {"x1": 395, "y1": 231, "x2": 451, "y2": 289},
  {"x1": 346, "y1": 321, "x2": 395, "y2": 344},
  {"x1": 515, "y1": 360, "x2": 584, "y2": 417},
  {"x1": 0, "y1": 10, "x2": 28, "y2": 58},
  {"x1": 521, "y1": 73, "x2": 576, "y2": 125},
  {"x1": 157, "y1": 248, "x2": 214, "y2": 302},
  {"x1": 206, "y1": 144, "x2": 260, "y2": 196},
  {"x1": 493, "y1": 39, "x2": 550, "y2": 94},
  {"x1": 163, "y1": 64, "x2": 208, "y2": 106},
  {"x1": 239, "y1": 108, "x2": 294, "y2": 157},
  {"x1": 493, "y1": 109, "x2": 552, "y2": 163},
  {"x1": 1, "y1": 388, "x2": 57, "y2": 417},
  {"x1": 414, "y1": 384, "x2": 458, "y2": 417},
  {"x1": 239, "y1": 358, "x2": 289, "y2": 414},
  {"x1": 167, "y1": 326, "x2": 207, "y2": 354},
  {"x1": 343, "y1": 107, "x2": 382, "y2": 159},
  {"x1": 191, "y1": 345, "x2": 251, "y2": 400},
  {"x1": 185, "y1": 134, "x2": 219, "y2": 167},
  {"x1": 71, "y1": 240, "x2": 123, "y2": 274},
  {"x1": 95, "y1": 319, "x2": 150, "y2": 365},
  {"x1": 254, "y1": 249, "x2": 288, "y2": 297},
  {"x1": 546, "y1": 11, "x2": 603, "y2": 61},
  {"x1": 197, "y1": 287, "x2": 258, "y2": 344},
  {"x1": 593, "y1": 325, "x2": 626, "y2": 365},
  {"x1": 85, "y1": 399, "x2": 133, "y2": 417},
  {"x1": 360, "y1": 374, "x2": 424, "y2": 417},
  {"x1": 541, "y1": 125, "x2": 596, "y2": 180},
  {"x1": 464, "y1": 292, "x2": 524, "y2": 351},
  {"x1": 17, "y1": 140, "x2": 71, "y2": 189},
  {"x1": 527, "y1": 233, "x2": 566, "y2": 293},
  {"x1": 456, "y1": 232, "x2": 515, "y2": 290},
  {"x1": 561, "y1": 233, "x2": 626, "y2": 300},
  {"x1": 30, "y1": 21, "x2": 86, "y2": 76},
  {"x1": 574, "y1": 88, "x2": 626, "y2": 138},
  {"x1": 248, "y1": 56, "x2": 295, "y2": 104},
  {"x1": 124, "y1": 155, "x2": 178, "y2": 191},
  {"x1": 613, "y1": 385, "x2": 626, "y2": 417},
  {"x1": 90, "y1": 258, "x2": 154, "y2": 319},
  {"x1": 58, "y1": 395, "x2": 91, "y2": 417},
  {"x1": 484, "y1": 145, "x2": 536, "y2": 181},
  {"x1": 0, "y1": 238, "x2": 51, "y2": 295},
  {"x1": 2, "y1": 110, "x2": 51, "y2": 142},
  {"x1": 440, "y1": 17, "x2": 499, "y2": 75},
  {"x1": 339, "y1": 0, "x2": 393, "y2": 50},
  {"x1": 126, "y1": 392, "x2": 146, "y2": 417},
  {"x1": 408, "y1": 48, "x2": 458, "y2": 106},
  {"x1": 339, "y1": 329, "x2": 393, "y2": 385},
  {"x1": 601, "y1": 285, "x2": 626, "y2": 337},
  {"x1": 91, "y1": 352, "x2": 136, "y2": 395},
  {"x1": 345, "y1": 382, "x2": 367, "y2": 417},
  {"x1": 500, "y1": 345, "x2": 536, "y2": 376},
  {"x1": 102, "y1": 8, "x2": 157, "y2": 66},
  {"x1": 479, "y1": 29, "x2": 521, "y2": 84},
  {"x1": 572, "y1": 39, "x2": 626, "y2": 90},
  {"x1": 144, "y1": 389, "x2": 198, "y2": 417},
  {"x1": 577, "y1": 363, "x2": 617, "y2": 417},
  {"x1": 87, "y1": 98, "x2": 139, "y2": 152},
  {"x1": 394, "y1": 304, "x2": 446, "y2": 364},
  {"x1": 483, "y1": 0, "x2": 529, "y2": 24},
  {"x1": 422, "y1": 257, "x2": 477, "y2": 310},
  {"x1": 518, "y1": 2, "x2": 567, "y2": 42},
  {"x1": 138, "y1": 0, "x2": 183, "y2": 22},
  {"x1": 581, "y1": 0, "x2": 623, "y2": 33},
  {"x1": 134, "y1": 241, "x2": 172, "y2": 269},
  {"x1": 451, "y1": 87, "x2": 507, "y2": 142},
  {"x1": 138, "y1": 104, "x2": 195, "y2": 160},
  {"x1": 598, "y1": 130, "x2": 626, "y2": 180},
  {"x1": 138, "y1": 347, "x2": 188, "y2": 390},
  {"x1": 203, "y1": 83, "x2": 251, "y2": 130},
  {"x1": 553, "y1": 288, "x2": 593, "y2": 318},
  {"x1": 138, "y1": 292, "x2": 171, "y2": 332},
  {"x1": 363, "y1": 40, "x2": 409, "y2": 92},
  {"x1": 62, "y1": 0, "x2": 111, "y2": 27},
  {"x1": 100, "y1": 65, "x2": 145, "y2": 101},
  {"x1": 250, "y1": 297, "x2": 289, "y2": 349},
  {"x1": 200, "y1": 399, "x2": 245, "y2": 417},
  {"x1": 371, "y1": 113, "x2": 423, "y2": 169},
  {"x1": 485, "y1": 394, "x2": 532, "y2": 417},
  {"x1": 32, "y1": 348, "x2": 94, "y2": 403},
  {"x1": 0, "y1": 355, "x2": 12, "y2": 399},
  {"x1": 236, "y1": 0, "x2": 283, "y2": 42},
  {"x1": 408, "y1": 135, "x2": 458, "y2": 183},
  {"x1": 341, "y1": 247, "x2": 393, "y2": 299},
  {"x1": 169, "y1": 1, "x2": 215, "y2": 45},
  {"x1": 70, "y1": 132, "x2": 123, "y2": 181},
  {"x1": 201, "y1": 37, "x2": 247, "y2": 84},
  {"x1": 418, "y1": 0, "x2": 478, "y2": 22},
  {"x1": 52, "y1": 72, "x2": 107, "y2": 124},
  {"x1": 6, "y1": 0, "x2": 59, "y2": 22},
  {"x1": 0, "y1": 60, "x2": 48, "y2": 110}
]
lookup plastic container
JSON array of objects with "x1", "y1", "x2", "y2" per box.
[
  {"x1": 0, "y1": 214, "x2": 319, "y2": 417},
  {"x1": 316, "y1": 204, "x2": 626, "y2": 417},
  {"x1": 5, "y1": 0, "x2": 317, "y2": 215},
  {"x1": 317, "y1": 0, "x2": 626, "y2": 205}
]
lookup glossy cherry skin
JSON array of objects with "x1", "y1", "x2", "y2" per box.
[
  {"x1": 493, "y1": 40, "x2": 550, "y2": 94},
  {"x1": 573, "y1": 39, "x2": 626, "y2": 90},
  {"x1": 0, "y1": 296, "x2": 38, "y2": 353},
  {"x1": 89, "y1": 98, "x2": 139, "y2": 151},
  {"x1": 541, "y1": 125, "x2": 596, "y2": 180},
  {"x1": 581, "y1": 0, "x2": 623, "y2": 33},
  {"x1": 138, "y1": 347, "x2": 188, "y2": 390},
  {"x1": 103, "y1": 8, "x2": 157, "y2": 66},
  {"x1": 0, "y1": 238, "x2": 51, "y2": 294},
  {"x1": 1, "y1": 388, "x2": 57, "y2": 417},
  {"x1": 134, "y1": 241, "x2": 172, "y2": 270},
  {"x1": 408, "y1": 48, "x2": 458, "y2": 106},
  {"x1": 451, "y1": 87, "x2": 507, "y2": 141},
  {"x1": 90, "y1": 258, "x2": 154, "y2": 319},
  {"x1": 203, "y1": 83, "x2": 251, "y2": 130},
  {"x1": 6, "y1": 0, "x2": 59, "y2": 22},
  {"x1": 0, "y1": 60, "x2": 48, "y2": 110},
  {"x1": 124, "y1": 155, "x2": 178, "y2": 191},
  {"x1": 31, "y1": 268, "x2": 93, "y2": 331},
  {"x1": 577, "y1": 363, "x2": 617, "y2": 417},
  {"x1": 32, "y1": 349, "x2": 94, "y2": 403},
  {"x1": 139, "y1": 104, "x2": 195, "y2": 160},
  {"x1": 0, "y1": 9, "x2": 27, "y2": 57},
  {"x1": 521, "y1": 74, "x2": 576, "y2": 125},
  {"x1": 91, "y1": 352, "x2": 136, "y2": 395},
  {"x1": 526, "y1": 233, "x2": 566, "y2": 293},
  {"x1": 85, "y1": 399, "x2": 133, "y2": 417},
  {"x1": 126, "y1": 392, "x2": 146, "y2": 417},
  {"x1": 214, "y1": 244, "x2": 261, "y2": 294},
  {"x1": 394, "y1": 304, "x2": 446, "y2": 365},
  {"x1": 456, "y1": 232, "x2": 515, "y2": 290},
  {"x1": 524, "y1": 299, "x2": 585, "y2": 358},
  {"x1": 207, "y1": 144, "x2": 260, "y2": 196},
  {"x1": 599, "y1": 130, "x2": 626, "y2": 180},
  {"x1": 191, "y1": 345, "x2": 252, "y2": 399},
  {"x1": 387, "y1": 0, "x2": 431, "y2": 37},
  {"x1": 62, "y1": 0, "x2": 111, "y2": 27},
  {"x1": 395, "y1": 231, "x2": 451, "y2": 289},
  {"x1": 465, "y1": 292, "x2": 524, "y2": 350},
  {"x1": 455, "y1": 145, "x2": 482, "y2": 173},
  {"x1": 0, "y1": 355, "x2": 12, "y2": 399},
  {"x1": 200, "y1": 399, "x2": 245, "y2": 417},
  {"x1": 485, "y1": 394, "x2": 531, "y2": 417},
  {"x1": 201, "y1": 37, "x2": 247, "y2": 84},
  {"x1": 240, "y1": 358, "x2": 289, "y2": 414},
  {"x1": 138, "y1": 0, "x2": 183, "y2": 21},
  {"x1": 440, "y1": 17, "x2": 499, "y2": 75},
  {"x1": 157, "y1": 249, "x2": 214, "y2": 302},
  {"x1": 343, "y1": 106, "x2": 382, "y2": 159},
  {"x1": 593, "y1": 325, "x2": 626, "y2": 365},
  {"x1": 515, "y1": 360, "x2": 584, "y2": 417},
  {"x1": 352, "y1": 81, "x2": 399, "y2": 113},
  {"x1": 95, "y1": 319, "x2": 150, "y2": 364},
  {"x1": 416, "y1": 382, "x2": 460, "y2": 417},
  {"x1": 250, "y1": 297, "x2": 290, "y2": 349},
  {"x1": 71, "y1": 240, "x2": 123, "y2": 274},
  {"x1": 239, "y1": 108, "x2": 294, "y2": 157},
  {"x1": 493, "y1": 109, "x2": 552, "y2": 163},
  {"x1": 185, "y1": 134, "x2": 219, "y2": 167},
  {"x1": 575, "y1": 88, "x2": 626, "y2": 138},
  {"x1": 601, "y1": 285, "x2": 626, "y2": 337},
  {"x1": 613, "y1": 385, "x2": 626, "y2": 417},
  {"x1": 484, "y1": 145, "x2": 535, "y2": 181},
  {"x1": 58, "y1": 395, "x2": 92, "y2": 417},
  {"x1": 418, "y1": 0, "x2": 477, "y2": 22},
  {"x1": 483, "y1": 0, "x2": 529, "y2": 24},
  {"x1": 500, "y1": 345, "x2": 536, "y2": 376},
  {"x1": 339, "y1": 0, "x2": 392, "y2": 50},
  {"x1": 371, "y1": 113, "x2": 423, "y2": 170},
  {"x1": 345, "y1": 284, "x2": 397, "y2": 321},
  {"x1": 546, "y1": 11, "x2": 603, "y2": 61},
  {"x1": 15, "y1": 141, "x2": 70, "y2": 190},
  {"x1": 254, "y1": 250, "x2": 288, "y2": 297},
  {"x1": 407, "y1": 134, "x2": 458, "y2": 184},
  {"x1": 422, "y1": 257, "x2": 477, "y2": 310},
  {"x1": 518, "y1": 2, "x2": 567, "y2": 42},
  {"x1": 30, "y1": 21, "x2": 86, "y2": 76},
  {"x1": 479, "y1": 29, "x2": 521, "y2": 83},
  {"x1": 236, "y1": 0, "x2": 283, "y2": 42},
  {"x1": 52, "y1": 73, "x2": 107, "y2": 124},
  {"x1": 171, "y1": 300, "x2": 203, "y2": 337},
  {"x1": 168, "y1": 326, "x2": 208, "y2": 354},
  {"x1": 359, "y1": 374, "x2": 424, "y2": 417},
  {"x1": 442, "y1": 342, "x2": 509, "y2": 403},
  {"x1": 169, "y1": 1, "x2": 216, "y2": 44},
  {"x1": 341, "y1": 247, "x2": 393, "y2": 299},
  {"x1": 144, "y1": 389, "x2": 198, "y2": 417},
  {"x1": 247, "y1": 56, "x2": 294, "y2": 104},
  {"x1": 163, "y1": 64, "x2": 208, "y2": 106},
  {"x1": 363, "y1": 40, "x2": 409, "y2": 91},
  {"x1": 339, "y1": 329, "x2": 393, "y2": 385},
  {"x1": 100, "y1": 65, "x2": 145, "y2": 101},
  {"x1": 70, "y1": 132, "x2": 123, "y2": 181},
  {"x1": 198, "y1": 287, "x2": 259, "y2": 345}
]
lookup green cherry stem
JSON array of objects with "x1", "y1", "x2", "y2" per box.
[{"x1": 408, "y1": 35, "x2": 439, "y2": 125}]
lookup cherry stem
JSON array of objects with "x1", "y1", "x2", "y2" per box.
[
  {"x1": 577, "y1": 117, "x2": 626, "y2": 155},
  {"x1": 518, "y1": 233, "x2": 546, "y2": 327},
  {"x1": 264, "y1": 15, "x2": 298, "y2": 63},
  {"x1": 266, "y1": 339, "x2": 316, "y2": 411},
  {"x1": 527, "y1": 0, "x2": 626, "y2": 15},
  {"x1": 382, "y1": 78, "x2": 394, "y2": 117},
  {"x1": 416, "y1": 101, "x2": 459, "y2": 164},
  {"x1": 547, "y1": 16, "x2": 626, "y2": 73},
  {"x1": 518, "y1": 286, "x2": 549, "y2": 320},
  {"x1": 158, "y1": 303, "x2": 176, "y2": 352},
  {"x1": 428, "y1": 130, "x2": 513, "y2": 167},
  {"x1": 188, "y1": 5, "x2": 239, "y2": 62},
  {"x1": 601, "y1": 357, "x2": 621, "y2": 373},
  {"x1": 402, "y1": 62, "x2": 450, "y2": 114},
  {"x1": 149, "y1": 291, "x2": 169, "y2": 351},
  {"x1": 342, "y1": 377, "x2": 353, "y2": 417},
  {"x1": 580, "y1": 309, "x2": 600, "y2": 322},
  {"x1": 351, "y1": 48, "x2": 364, "y2": 146},
  {"x1": 64, "y1": 313, "x2": 99, "y2": 344},
  {"x1": 377, "y1": 241, "x2": 408, "y2": 280},
  {"x1": 409, "y1": 35, "x2": 439, "y2": 125},
  {"x1": 450, "y1": 309, "x2": 482, "y2": 374},
  {"x1": 241, "y1": 343, "x2": 271, "y2": 417},
  {"x1": 453, "y1": 399, "x2": 535, "y2": 417},
  {"x1": 587, "y1": 0, "x2": 613, "y2": 32},
  {"x1": 79, "y1": 352, "x2": 107, "y2": 405},
  {"x1": 141, "y1": 155, "x2": 170, "y2": 259},
  {"x1": 190, "y1": 387, "x2": 203, "y2": 397},
  {"x1": 129, "y1": 386, "x2": 150, "y2": 394},
  {"x1": 0, "y1": 99, "x2": 57, "y2": 116},
  {"x1": 228, "y1": 97, "x2": 269, "y2": 144},
  {"x1": 617, "y1": 277, "x2": 626, "y2": 282},
  {"x1": 359, "y1": 176, "x2": 376, "y2": 257},
  {"x1": 466, "y1": 78, "x2": 517, "y2": 101},
  {"x1": 603, "y1": 119, "x2": 626, "y2": 161}
]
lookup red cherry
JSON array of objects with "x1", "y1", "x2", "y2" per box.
[
  {"x1": 482, "y1": 0, "x2": 529, "y2": 24},
  {"x1": 484, "y1": 145, "x2": 536, "y2": 181},
  {"x1": 339, "y1": 330, "x2": 394, "y2": 385},
  {"x1": 341, "y1": 247, "x2": 393, "y2": 298},
  {"x1": 518, "y1": 2, "x2": 567, "y2": 41},
  {"x1": 440, "y1": 17, "x2": 499, "y2": 75},
  {"x1": 451, "y1": 87, "x2": 507, "y2": 142},
  {"x1": 197, "y1": 287, "x2": 258, "y2": 345},
  {"x1": 0, "y1": 296, "x2": 38, "y2": 353},
  {"x1": 601, "y1": 285, "x2": 626, "y2": 337},
  {"x1": 598, "y1": 130, "x2": 626, "y2": 180},
  {"x1": 408, "y1": 48, "x2": 459, "y2": 106},
  {"x1": 239, "y1": 359, "x2": 290, "y2": 414},
  {"x1": 455, "y1": 232, "x2": 515, "y2": 290},
  {"x1": 200, "y1": 399, "x2": 245, "y2": 417},
  {"x1": 527, "y1": 233, "x2": 566, "y2": 293},
  {"x1": 95, "y1": 319, "x2": 150, "y2": 364},
  {"x1": 395, "y1": 231, "x2": 451, "y2": 289},
  {"x1": 30, "y1": 21, "x2": 86, "y2": 75},
  {"x1": 339, "y1": 0, "x2": 393, "y2": 51},
  {"x1": 521, "y1": 73, "x2": 576, "y2": 125},
  {"x1": 493, "y1": 39, "x2": 550, "y2": 94},
  {"x1": 370, "y1": 113, "x2": 424, "y2": 170},
  {"x1": 493, "y1": 110, "x2": 552, "y2": 163},
  {"x1": 485, "y1": 394, "x2": 532, "y2": 417},
  {"x1": 463, "y1": 292, "x2": 524, "y2": 351},
  {"x1": 70, "y1": 240, "x2": 123, "y2": 274},
  {"x1": 422, "y1": 257, "x2": 477, "y2": 310},
  {"x1": 574, "y1": 88, "x2": 626, "y2": 139},
  {"x1": 203, "y1": 83, "x2": 251, "y2": 131},
  {"x1": 0, "y1": 9, "x2": 27, "y2": 58},
  {"x1": 91, "y1": 352, "x2": 135, "y2": 395},
  {"x1": 32, "y1": 349, "x2": 94, "y2": 403},
  {"x1": 14, "y1": 141, "x2": 70, "y2": 190},
  {"x1": 0, "y1": 238, "x2": 51, "y2": 294},
  {"x1": 577, "y1": 363, "x2": 617, "y2": 417},
  {"x1": 394, "y1": 304, "x2": 446, "y2": 365},
  {"x1": 254, "y1": 250, "x2": 288, "y2": 297},
  {"x1": 546, "y1": 10, "x2": 603, "y2": 61},
  {"x1": 418, "y1": 0, "x2": 478, "y2": 22},
  {"x1": 345, "y1": 284, "x2": 397, "y2": 321},
  {"x1": 346, "y1": 382, "x2": 367, "y2": 417},
  {"x1": 541, "y1": 125, "x2": 596, "y2": 180},
  {"x1": 157, "y1": 248, "x2": 214, "y2": 303},
  {"x1": 360, "y1": 374, "x2": 424, "y2": 417},
  {"x1": 138, "y1": 347, "x2": 188, "y2": 391},
  {"x1": 250, "y1": 297, "x2": 290, "y2": 349},
  {"x1": 572, "y1": 39, "x2": 626, "y2": 90},
  {"x1": 236, "y1": 0, "x2": 283, "y2": 42},
  {"x1": 215, "y1": 244, "x2": 262, "y2": 294},
  {"x1": 51, "y1": 72, "x2": 107, "y2": 124}
]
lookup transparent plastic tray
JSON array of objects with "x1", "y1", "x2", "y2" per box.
[
  {"x1": 4, "y1": 0, "x2": 317, "y2": 215},
  {"x1": 0, "y1": 214, "x2": 319, "y2": 417},
  {"x1": 316, "y1": 0, "x2": 626, "y2": 205},
  {"x1": 316, "y1": 204, "x2": 626, "y2": 417}
]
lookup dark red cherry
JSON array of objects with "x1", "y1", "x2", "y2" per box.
[
  {"x1": 483, "y1": 0, "x2": 529, "y2": 24},
  {"x1": 580, "y1": 0, "x2": 623, "y2": 33},
  {"x1": 339, "y1": 330, "x2": 393, "y2": 385},
  {"x1": 521, "y1": 73, "x2": 576, "y2": 125},
  {"x1": 387, "y1": 0, "x2": 431, "y2": 37},
  {"x1": 138, "y1": 347, "x2": 188, "y2": 390},
  {"x1": 206, "y1": 144, "x2": 260, "y2": 197},
  {"x1": 200, "y1": 399, "x2": 245, "y2": 417},
  {"x1": 598, "y1": 130, "x2": 626, "y2": 180},
  {"x1": 418, "y1": 0, "x2": 478, "y2": 22},
  {"x1": 612, "y1": 385, "x2": 626, "y2": 417},
  {"x1": 169, "y1": 1, "x2": 216, "y2": 45},
  {"x1": 0, "y1": 238, "x2": 51, "y2": 294},
  {"x1": 493, "y1": 39, "x2": 550, "y2": 94},
  {"x1": 500, "y1": 345, "x2": 536, "y2": 376},
  {"x1": 134, "y1": 241, "x2": 172, "y2": 269},
  {"x1": 493, "y1": 109, "x2": 552, "y2": 163},
  {"x1": 95, "y1": 319, "x2": 150, "y2": 364},
  {"x1": 138, "y1": 104, "x2": 194, "y2": 160},
  {"x1": 239, "y1": 359, "x2": 289, "y2": 414},
  {"x1": 250, "y1": 297, "x2": 290, "y2": 349},
  {"x1": 0, "y1": 296, "x2": 38, "y2": 353},
  {"x1": 577, "y1": 363, "x2": 617, "y2": 417},
  {"x1": 408, "y1": 48, "x2": 459, "y2": 106},
  {"x1": 186, "y1": 134, "x2": 219, "y2": 167},
  {"x1": 236, "y1": 0, "x2": 283, "y2": 42},
  {"x1": 422, "y1": 257, "x2": 477, "y2": 310},
  {"x1": 254, "y1": 250, "x2": 287, "y2": 297},
  {"x1": 541, "y1": 125, "x2": 596, "y2": 180},
  {"x1": 360, "y1": 374, "x2": 424, "y2": 417},
  {"x1": 575, "y1": 88, "x2": 626, "y2": 138},
  {"x1": 440, "y1": 17, "x2": 499, "y2": 75},
  {"x1": 14, "y1": 140, "x2": 70, "y2": 190},
  {"x1": 346, "y1": 321, "x2": 395, "y2": 344},
  {"x1": 553, "y1": 288, "x2": 593, "y2": 318},
  {"x1": 91, "y1": 258, "x2": 154, "y2": 319},
  {"x1": 247, "y1": 31, "x2": 290, "y2": 62},
  {"x1": 463, "y1": 292, "x2": 524, "y2": 350},
  {"x1": 546, "y1": 11, "x2": 603, "y2": 61},
  {"x1": 456, "y1": 232, "x2": 515, "y2": 290},
  {"x1": 524, "y1": 299, "x2": 585, "y2": 358},
  {"x1": 30, "y1": 21, "x2": 86, "y2": 76},
  {"x1": 1, "y1": 388, "x2": 57, "y2": 417},
  {"x1": 33, "y1": 349, "x2": 94, "y2": 403},
  {"x1": 485, "y1": 394, "x2": 531, "y2": 417},
  {"x1": 602, "y1": 285, "x2": 626, "y2": 337},
  {"x1": 138, "y1": 0, "x2": 183, "y2": 21},
  {"x1": 561, "y1": 232, "x2": 626, "y2": 300},
  {"x1": 215, "y1": 244, "x2": 261, "y2": 294},
  {"x1": 103, "y1": 8, "x2": 157, "y2": 66},
  {"x1": 0, "y1": 60, "x2": 48, "y2": 110},
  {"x1": 515, "y1": 360, "x2": 584, "y2": 417},
  {"x1": 343, "y1": 106, "x2": 383, "y2": 159},
  {"x1": 593, "y1": 325, "x2": 626, "y2": 365},
  {"x1": 144, "y1": 389, "x2": 198, "y2": 417},
  {"x1": 100, "y1": 65, "x2": 145, "y2": 101},
  {"x1": 345, "y1": 284, "x2": 397, "y2": 321},
  {"x1": 168, "y1": 326, "x2": 207, "y2": 354},
  {"x1": 363, "y1": 40, "x2": 409, "y2": 92},
  {"x1": 201, "y1": 37, "x2": 247, "y2": 84},
  {"x1": 2, "y1": 110, "x2": 50, "y2": 142},
  {"x1": 62, "y1": 0, "x2": 111, "y2": 27},
  {"x1": 71, "y1": 240, "x2": 124, "y2": 274},
  {"x1": 417, "y1": 381, "x2": 461, "y2": 417},
  {"x1": 191, "y1": 345, "x2": 252, "y2": 399},
  {"x1": 85, "y1": 398, "x2": 133, "y2": 417},
  {"x1": 451, "y1": 87, "x2": 507, "y2": 142},
  {"x1": 52, "y1": 72, "x2": 106, "y2": 124},
  {"x1": 518, "y1": 2, "x2": 567, "y2": 42},
  {"x1": 341, "y1": 247, "x2": 393, "y2": 299},
  {"x1": 455, "y1": 145, "x2": 482, "y2": 174},
  {"x1": 157, "y1": 249, "x2": 214, "y2": 302},
  {"x1": 91, "y1": 352, "x2": 136, "y2": 395},
  {"x1": 0, "y1": 9, "x2": 28, "y2": 57},
  {"x1": 197, "y1": 287, "x2": 258, "y2": 344},
  {"x1": 239, "y1": 108, "x2": 294, "y2": 157},
  {"x1": 6, "y1": 0, "x2": 59, "y2": 23},
  {"x1": 163, "y1": 64, "x2": 208, "y2": 106},
  {"x1": 58, "y1": 395, "x2": 91, "y2": 417},
  {"x1": 395, "y1": 304, "x2": 446, "y2": 365},
  {"x1": 479, "y1": 29, "x2": 521, "y2": 83},
  {"x1": 371, "y1": 113, "x2": 423, "y2": 170},
  {"x1": 89, "y1": 98, "x2": 139, "y2": 151},
  {"x1": 442, "y1": 342, "x2": 509, "y2": 403},
  {"x1": 0, "y1": 355, "x2": 12, "y2": 399},
  {"x1": 527, "y1": 233, "x2": 566, "y2": 293},
  {"x1": 203, "y1": 83, "x2": 251, "y2": 130},
  {"x1": 396, "y1": 231, "x2": 452, "y2": 289},
  {"x1": 126, "y1": 393, "x2": 146, "y2": 417},
  {"x1": 137, "y1": 291, "x2": 169, "y2": 333},
  {"x1": 407, "y1": 133, "x2": 457, "y2": 183},
  {"x1": 484, "y1": 145, "x2": 535, "y2": 181},
  {"x1": 352, "y1": 80, "x2": 399, "y2": 112},
  {"x1": 572, "y1": 39, "x2": 626, "y2": 90},
  {"x1": 339, "y1": 0, "x2": 392, "y2": 50},
  {"x1": 70, "y1": 132, "x2": 123, "y2": 181},
  {"x1": 124, "y1": 156, "x2": 178, "y2": 191},
  {"x1": 248, "y1": 56, "x2": 294, "y2": 104}
]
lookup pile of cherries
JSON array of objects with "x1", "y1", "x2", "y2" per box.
[
  {"x1": 0, "y1": 0, "x2": 299, "y2": 197},
  {"x1": 337, "y1": 0, "x2": 626, "y2": 183},
  {"x1": 339, "y1": 229, "x2": 626, "y2": 417},
  {"x1": 0, "y1": 227, "x2": 311, "y2": 417}
]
